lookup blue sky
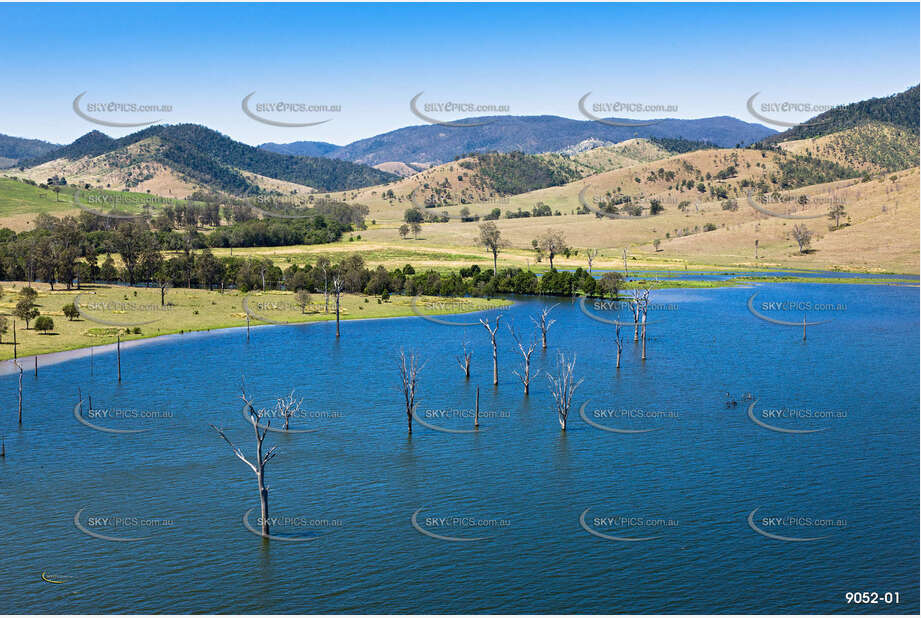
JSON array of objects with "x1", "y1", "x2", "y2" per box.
[{"x1": 0, "y1": 2, "x2": 917, "y2": 146}]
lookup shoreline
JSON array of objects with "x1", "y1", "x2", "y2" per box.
[
  {"x1": 0, "y1": 271, "x2": 915, "y2": 369},
  {"x1": 0, "y1": 309, "x2": 472, "y2": 375}
]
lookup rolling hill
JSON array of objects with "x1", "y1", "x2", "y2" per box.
[
  {"x1": 761, "y1": 84, "x2": 919, "y2": 144},
  {"x1": 776, "y1": 122, "x2": 919, "y2": 174},
  {"x1": 17, "y1": 124, "x2": 397, "y2": 196},
  {"x1": 0, "y1": 133, "x2": 61, "y2": 169}
]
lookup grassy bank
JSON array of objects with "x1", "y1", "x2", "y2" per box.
[{"x1": 0, "y1": 282, "x2": 511, "y2": 360}]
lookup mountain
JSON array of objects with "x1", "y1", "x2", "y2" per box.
[
  {"x1": 259, "y1": 140, "x2": 341, "y2": 158},
  {"x1": 0, "y1": 133, "x2": 61, "y2": 168},
  {"x1": 260, "y1": 115, "x2": 776, "y2": 167},
  {"x1": 761, "y1": 85, "x2": 920, "y2": 144},
  {"x1": 20, "y1": 124, "x2": 397, "y2": 194}
]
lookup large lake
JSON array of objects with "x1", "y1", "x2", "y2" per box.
[{"x1": 1, "y1": 282, "x2": 918, "y2": 613}]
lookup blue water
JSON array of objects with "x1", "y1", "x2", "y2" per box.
[{"x1": 0, "y1": 283, "x2": 917, "y2": 613}]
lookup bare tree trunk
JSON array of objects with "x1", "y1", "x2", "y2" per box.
[
  {"x1": 474, "y1": 387, "x2": 480, "y2": 429},
  {"x1": 530, "y1": 304, "x2": 557, "y2": 351},
  {"x1": 333, "y1": 276, "x2": 344, "y2": 338},
  {"x1": 509, "y1": 324, "x2": 537, "y2": 396},
  {"x1": 641, "y1": 311, "x2": 647, "y2": 361},
  {"x1": 615, "y1": 324, "x2": 622, "y2": 369},
  {"x1": 211, "y1": 383, "x2": 279, "y2": 538},
  {"x1": 547, "y1": 353, "x2": 583, "y2": 431},
  {"x1": 631, "y1": 298, "x2": 640, "y2": 342},
  {"x1": 480, "y1": 316, "x2": 502, "y2": 386},
  {"x1": 587, "y1": 248, "x2": 598, "y2": 274},
  {"x1": 116, "y1": 335, "x2": 122, "y2": 383},
  {"x1": 802, "y1": 313, "x2": 807, "y2": 341},
  {"x1": 16, "y1": 360, "x2": 22, "y2": 424},
  {"x1": 399, "y1": 351, "x2": 422, "y2": 434},
  {"x1": 456, "y1": 342, "x2": 472, "y2": 379}
]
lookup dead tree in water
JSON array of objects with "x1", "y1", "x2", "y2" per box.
[
  {"x1": 615, "y1": 324, "x2": 623, "y2": 369},
  {"x1": 14, "y1": 360, "x2": 22, "y2": 424},
  {"x1": 399, "y1": 350, "x2": 423, "y2": 434},
  {"x1": 530, "y1": 304, "x2": 558, "y2": 350},
  {"x1": 274, "y1": 390, "x2": 304, "y2": 432},
  {"x1": 480, "y1": 315, "x2": 502, "y2": 386},
  {"x1": 547, "y1": 353, "x2": 583, "y2": 431},
  {"x1": 637, "y1": 288, "x2": 651, "y2": 361},
  {"x1": 802, "y1": 312, "x2": 807, "y2": 341},
  {"x1": 210, "y1": 383, "x2": 278, "y2": 537},
  {"x1": 456, "y1": 341, "x2": 472, "y2": 379},
  {"x1": 508, "y1": 324, "x2": 538, "y2": 395},
  {"x1": 332, "y1": 275, "x2": 344, "y2": 338},
  {"x1": 474, "y1": 387, "x2": 480, "y2": 429},
  {"x1": 629, "y1": 290, "x2": 641, "y2": 342}
]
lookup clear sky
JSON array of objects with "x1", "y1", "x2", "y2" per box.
[{"x1": 0, "y1": 2, "x2": 918, "y2": 146}]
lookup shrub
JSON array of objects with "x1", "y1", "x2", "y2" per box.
[{"x1": 34, "y1": 315, "x2": 54, "y2": 334}]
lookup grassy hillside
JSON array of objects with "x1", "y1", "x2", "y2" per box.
[
  {"x1": 762, "y1": 84, "x2": 919, "y2": 144},
  {"x1": 777, "y1": 122, "x2": 919, "y2": 173}
]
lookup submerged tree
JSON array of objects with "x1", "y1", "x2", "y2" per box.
[
  {"x1": 480, "y1": 315, "x2": 503, "y2": 385},
  {"x1": 636, "y1": 288, "x2": 651, "y2": 360},
  {"x1": 508, "y1": 324, "x2": 538, "y2": 395},
  {"x1": 547, "y1": 353, "x2": 583, "y2": 431},
  {"x1": 629, "y1": 290, "x2": 642, "y2": 342},
  {"x1": 332, "y1": 274, "x2": 344, "y2": 337},
  {"x1": 210, "y1": 383, "x2": 278, "y2": 537},
  {"x1": 273, "y1": 390, "x2": 304, "y2": 432},
  {"x1": 530, "y1": 304, "x2": 558, "y2": 350},
  {"x1": 456, "y1": 340, "x2": 472, "y2": 379},
  {"x1": 399, "y1": 350, "x2": 423, "y2": 434},
  {"x1": 615, "y1": 323, "x2": 623, "y2": 369}
]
